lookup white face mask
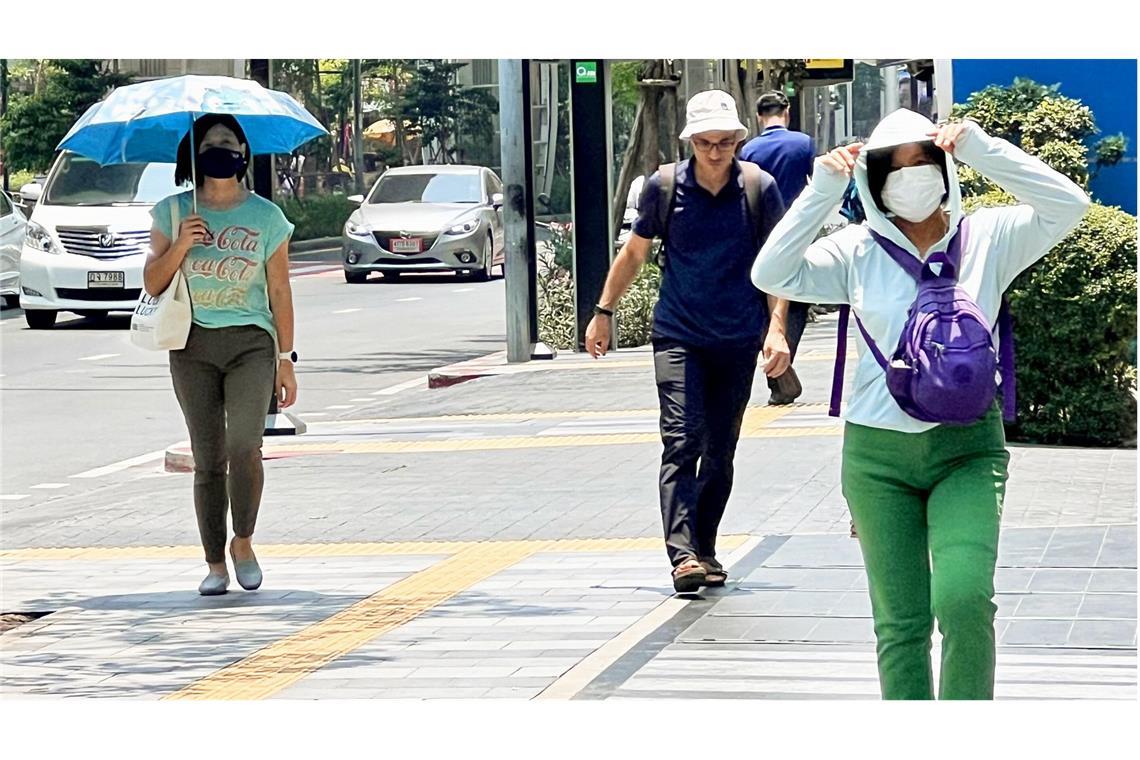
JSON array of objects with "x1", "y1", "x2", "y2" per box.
[{"x1": 880, "y1": 164, "x2": 946, "y2": 223}]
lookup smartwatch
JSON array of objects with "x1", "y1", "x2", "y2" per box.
[{"x1": 279, "y1": 351, "x2": 298, "y2": 363}]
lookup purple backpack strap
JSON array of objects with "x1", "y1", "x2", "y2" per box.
[
  {"x1": 998, "y1": 296, "x2": 1016, "y2": 421},
  {"x1": 829, "y1": 306, "x2": 889, "y2": 418},
  {"x1": 829, "y1": 306, "x2": 849, "y2": 417}
]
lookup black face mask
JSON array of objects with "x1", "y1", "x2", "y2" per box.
[{"x1": 197, "y1": 147, "x2": 247, "y2": 179}]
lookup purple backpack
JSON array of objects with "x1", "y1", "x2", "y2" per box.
[{"x1": 830, "y1": 219, "x2": 1016, "y2": 425}]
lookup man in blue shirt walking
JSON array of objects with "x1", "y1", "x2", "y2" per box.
[
  {"x1": 584, "y1": 90, "x2": 790, "y2": 593},
  {"x1": 741, "y1": 91, "x2": 816, "y2": 404}
]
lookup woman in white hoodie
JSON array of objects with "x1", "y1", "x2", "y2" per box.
[{"x1": 752, "y1": 110, "x2": 1089, "y2": 699}]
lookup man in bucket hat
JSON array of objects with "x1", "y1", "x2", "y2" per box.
[{"x1": 585, "y1": 90, "x2": 790, "y2": 593}]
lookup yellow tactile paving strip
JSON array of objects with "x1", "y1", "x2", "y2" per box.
[
  {"x1": 249, "y1": 404, "x2": 841, "y2": 457},
  {"x1": 124, "y1": 535, "x2": 742, "y2": 701},
  {"x1": 0, "y1": 536, "x2": 746, "y2": 562}
]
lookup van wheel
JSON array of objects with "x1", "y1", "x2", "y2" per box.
[
  {"x1": 2, "y1": 294, "x2": 20, "y2": 309},
  {"x1": 25, "y1": 310, "x2": 57, "y2": 329}
]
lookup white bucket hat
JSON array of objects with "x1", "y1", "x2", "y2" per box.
[{"x1": 679, "y1": 89, "x2": 748, "y2": 142}]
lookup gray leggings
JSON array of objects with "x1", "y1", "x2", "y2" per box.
[{"x1": 170, "y1": 324, "x2": 276, "y2": 563}]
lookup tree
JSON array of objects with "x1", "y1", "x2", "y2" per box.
[
  {"x1": 398, "y1": 60, "x2": 496, "y2": 164},
  {"x1": 0, "y1": 59, "x2": 129, "y2": 172}
]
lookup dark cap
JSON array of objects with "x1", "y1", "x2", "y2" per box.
[{"x1": 758, "y1": 91, "x2": 790, "y2": 113}]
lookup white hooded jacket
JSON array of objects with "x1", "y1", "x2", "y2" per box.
[{"x1": 752, "y1": 109, "x2": 1090, "y2": 433}]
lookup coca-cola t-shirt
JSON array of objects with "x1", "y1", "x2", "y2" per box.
[{"x1": 151, "y1": 190, "x2": 294, "y2": 338}]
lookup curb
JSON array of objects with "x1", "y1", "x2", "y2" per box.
[
  {"x1": 164, "y1": 446, "x2": 195, "y2": 473},
  {"x1": 290, "y1": 237, "x2": 341, "y2": 253},
  {"x1": 426, "y1": 346, "x2": 655, "y2": 389}
]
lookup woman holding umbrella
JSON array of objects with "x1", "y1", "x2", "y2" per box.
[{"x1": 144, "y1": 113, "x2": 298, "y2": 596}]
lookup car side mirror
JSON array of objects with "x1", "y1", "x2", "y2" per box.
[
  {"x1": 492, "y1": 192, "x2": 504, "y2": 209},
  {"x1": 20, "y1": 183, "x2": 42, "y2": 204},
  {"x1": 347, "y1": 194, "x2": 365, "y2": 204}
]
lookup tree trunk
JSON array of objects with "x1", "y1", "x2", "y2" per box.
[
  {"x1": 744, "y1": 59, "x2": 759, "y2": 136},
  {"x1": 611, "y1": 97, "x2": 646, "y2": 234},
  {"x1": 611, "y1": 59, "x2": 668, "y2": 234}
]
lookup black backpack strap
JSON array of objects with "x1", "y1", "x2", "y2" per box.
[
  {"x1": 655, "y1": 163, "x2": 676, "y2": 268},
  {"x1": 738, "y1": 160, "x2": 764, "y2": 247}
]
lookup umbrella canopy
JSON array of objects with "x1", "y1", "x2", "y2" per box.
[{"x1": 58, "y1": 75, "x2": 328, "y2": 164}]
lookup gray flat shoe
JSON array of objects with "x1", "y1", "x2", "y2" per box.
[
  {"x1": 198, "y1": 571, "x2": 230, "y2": 596},
  {"x1": 233, "y1": 558, "x2": 262, "y2": 591}
]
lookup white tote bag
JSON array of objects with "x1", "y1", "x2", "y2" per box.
[{"x1": 130, "y1": 201, "x2": 192, "y2": 351}]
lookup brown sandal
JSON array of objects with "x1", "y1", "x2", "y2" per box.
[
  {"x1": 672, "y1": 558, "x2": 707, "y2": 593},
  {"x1": 699, "y1": 558, "x2": 727, "y2": 587}
]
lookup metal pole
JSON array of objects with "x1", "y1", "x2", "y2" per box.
[
  {"x1": 353, "y1": 59, "x2": 365, "y2": 195},
  {"x1": 569, "y1": 59, "x2": 614, "y2": 352},
  {"x1": 1, "y1": 59, "x2": 8, "y2": 194},
  {"x1": 498, "y1": 59, "x2": 541, "y2": 363}
]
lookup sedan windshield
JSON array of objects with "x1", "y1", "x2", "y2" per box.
[
  {"x1": 44, "y1": 154, "x2": 179, "y2": 206},
  {"x1": 369, "y1": 172, "x2": 481, "y2": 204}
]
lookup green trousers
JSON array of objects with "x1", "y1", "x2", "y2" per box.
[{"x1": 841, "y1": 407, "x2": 1009, "y2": 700}]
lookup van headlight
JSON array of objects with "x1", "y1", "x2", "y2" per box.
[
  {"x1": 345, "y1": 219, "x2": 372, "y2": 238},
  {"x1": 26, "y1": 221, "x2": 58, "y2": 254}
]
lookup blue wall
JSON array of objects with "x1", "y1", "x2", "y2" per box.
[{"x1": 952, "y1": 59, "x2": 1137, "y2": 214}]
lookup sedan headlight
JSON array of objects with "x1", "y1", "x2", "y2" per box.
[
  {"x1": 345, "y1": 219, "x2": 372, "y2": 237},
  {"x1": 26, "y1": 221, "x2": 58, "y2": 254},
  {"x1": 446, "y1": 219, "x2": 479, "y2": 235}
]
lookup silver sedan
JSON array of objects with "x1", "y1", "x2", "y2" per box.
[{"x1": 342, "y1": 165, "x2": 505, "y2": 283}]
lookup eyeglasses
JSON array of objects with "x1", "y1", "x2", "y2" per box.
[{"x1": 691, "y1": 137, "x2": 738, "y2": 153}]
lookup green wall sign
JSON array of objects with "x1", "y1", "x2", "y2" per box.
[{"x1": 575, "y1": 62, "x2": 598, "y2": 84}]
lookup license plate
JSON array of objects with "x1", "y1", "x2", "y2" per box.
[
  {"x1": 391, "y1": 238, "x2": 422, "y2": 253},
  {"x1": 88, "y1": 271, "x2": 125, "y2": 288}
]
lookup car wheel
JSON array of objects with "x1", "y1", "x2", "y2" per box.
[
  {"x1": 344, "y1": 270, "x2": 368, "y2": 284},
  {"x1": 379, "y1": 271, "x2": 401, "y2": 282},
  {"x1": 1, "y1": 294, "x2": 20, "y2": 309},
  {"x1": 25, "y1": 310, "x2": 57, "y2": 329},
  {"x1": 475, "y1": 235, "x2": 494, "y2": 282},
  {"x1": 76, "y1": 310, "x2": 110, "y2": 320}
]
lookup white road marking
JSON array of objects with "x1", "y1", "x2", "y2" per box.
[
  {"x1": 302, "y1": 412, "x2": 328, "y2": 418},
  {"x1": 396, "y1": 297, "x2": 423, "y2": 302},
  {"x1": 350, "y1": 398, "x2": 373, "y2": 402},
  {"x1": 536, "y1": 534, "x2": 765, "y2": 700},
  {"x1": 371, "y1": 378, "x2": 425, "y2": 396},
  {"x1": 333, "y1": 308, "x2": 361, "y2": 314},
  {"x1": 452, "y1": 288, "x2": 474, "y2": 293},
  {"x1": 290, "y1": 265, "x2": 339, "y2": 275},
  {"x1": 71, "y1": 450, "x2": 166, "y2": 479},
  {"x1": 30, "y1": 483, "x2": 69, "y2": 490},
  {"x1": 0, "y1": 495, "x2": 30, "y2": 501},
  {"x1": 79, "y1": 354, "x2": 119, "y2": 362},
  {"x1": 324, "y1": 405, "x2": 354, "y2": 410}
]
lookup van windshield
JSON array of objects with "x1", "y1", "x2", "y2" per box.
[{"x1": 44, "y1": 153, "x2": 179, "y2": 206}]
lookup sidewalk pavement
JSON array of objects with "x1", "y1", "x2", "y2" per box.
[{"x1": 1, "y1": 315, "x2": 1135, "y2": 700}]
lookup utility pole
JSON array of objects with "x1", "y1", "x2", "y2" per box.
[
  {"x1": 497, "y1": 59, "x2": 551, "y2": 363},
  {"x1": 1, "y1": 59, "x2": 9, "y2": 194},
  {"x1": 353, "y1": 59, "x2": 365, "y2": 195}
]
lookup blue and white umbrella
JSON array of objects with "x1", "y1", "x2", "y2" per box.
[{"x1": 57, "y1": 75, "x2": 328, "y2": 210}]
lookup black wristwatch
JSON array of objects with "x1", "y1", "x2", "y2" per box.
[
  {"x1": 279, "y1": 351, "x2": 298, "y2": 364},
  {"x1": 593, "y1": 305, "x2": 614, "y2": 317}
]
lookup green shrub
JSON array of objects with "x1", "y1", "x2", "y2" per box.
[
  {"x1": 965, "y1": 192, "x2": 1137, "y2": 446},
  {"x1": 955, "y1": 79, "x2": 1137, "y2": 447},
  {"x1": 277, "y1": 194, "x2": 356, "y2": 241},
  {"x1": 536, "y1": 228, "x2": 663, "y2": 351}
]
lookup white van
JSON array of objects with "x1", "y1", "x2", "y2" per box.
[{"x1": 18, "y1": 152, "x2": 179, "y2": 329}]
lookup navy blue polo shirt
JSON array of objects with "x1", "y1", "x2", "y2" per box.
[
  {"x1": 633, "y1": 158, "x2": 785, "y2": 348},
  {"x1": 740, "y1": 126, "x2": 815, "y2": 206}
]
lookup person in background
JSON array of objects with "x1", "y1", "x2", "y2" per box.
[{"x1": 741, "y1": 91, "x2": 816, "y2": 404}]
